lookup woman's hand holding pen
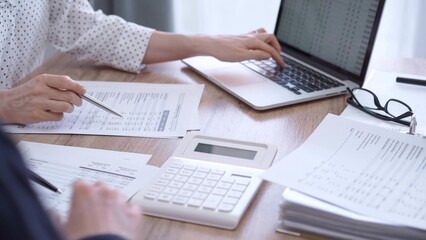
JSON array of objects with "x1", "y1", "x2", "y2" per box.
[{"x1": 0, "y1": 74, "x2": 86, "y2": 124}]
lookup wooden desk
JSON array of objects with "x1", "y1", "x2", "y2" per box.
[{"x1": 15, "y1": 54, "x2": 424, "y2": 240}]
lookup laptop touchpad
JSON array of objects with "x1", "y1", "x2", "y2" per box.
[{"x1": 205, "y1": 65, "x2": 266, "y2": 87}]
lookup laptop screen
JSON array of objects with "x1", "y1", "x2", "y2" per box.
[{"x1": 275, "y1": 0, "x2": 385, "y2": 83}]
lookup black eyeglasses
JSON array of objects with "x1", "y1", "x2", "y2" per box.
[{"x1": 346, "y1": 87, "x2": 413, "y2": 126}]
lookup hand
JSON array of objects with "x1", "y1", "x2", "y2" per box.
[
  {"x1": 0, "y1": 74, "x2": 86, "y2": 124},
  {"x1": 207, "y1": 28, "x2": 285, "y2": 67},
  {"x1": 143, "y1": 29, "x2": 285, "y2": 67},
  {"x1": 62, "y1": 180, "x2": 142, "y2": 240}
]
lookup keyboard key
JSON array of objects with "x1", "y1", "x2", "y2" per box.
[{"x1": 242, "y1": 56, "x2": 343, "y2": 95}]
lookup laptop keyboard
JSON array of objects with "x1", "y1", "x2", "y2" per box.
[{"x1": 241, "y1": 55, "x2": 344, "y2": 95}]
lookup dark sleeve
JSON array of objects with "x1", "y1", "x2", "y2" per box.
[{"x1": 0, "y1": 130, "x2": 63, "y2": 240}]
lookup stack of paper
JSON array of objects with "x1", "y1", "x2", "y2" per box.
[
  {"x1": 262, "y1": 114, "x2": 426, "y2": 240},
  {"x1": 278, "y1": 188, "x2": 426, "y2": 240}
]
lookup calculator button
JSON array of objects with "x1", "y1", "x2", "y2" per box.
[
  {"x1": 172, "y1": 196, "x2": 188, "y2": 205},
  {"x1": 144, "y1": 191, "x2": 159, "y2": 200},
  {"x1": 193, "y1": 172, "x2": 208, "y2": 179},
  {"x1": 163, "y1": 187, "x2": 179, "y2": 195},
  {"x1": 206, "y1": 174, "x2": 222, "y2": 181},
  {"x1": 231, "y1": 184, "x2": 247, "y2": 192},
  {"x1": 178, "y1": 190, "x2": 193, "y2": 198},
  {"x1": 227, "y1": 190, "x2": 243, "y2": 199},
  {"x1": 198, "y1": 167, "x2": 211, "y2": 173},
  {"x1": 183, "y1": 164, "x2": 197, "y2": 171},
  {"x1": 170, "y1": 162, "x2": 184, "y2": 169},
  {"x1": 220, "y1": 177, "x2": 235, "y2": 184},
  {"x1": 182, "y1": 183, "x2": 198, "y2": 191},
  {"x1": 202, "y1": 179, "x2": 217, "y2": 187},
  {"x1": 222, "y1": 197, "x2": 238, "y2": 205},
  {"x1": 197, "y1": 186, "x2": 213, "y2": 193},
  {"x1": 157, "y1": 193, "x2": 174, "y2": 202},
  {"x1": 235, "y1": 179, "x2": 250, "y2": 186},
  {"x1": 188, "y1": 177, "x2": 203, "y2": 185},
  {"x1": 179, "y1": 169, "x2": 194, "y2": 176},
  {"x1": 169, "y1": 181, "x2": 184, "y2": 188},
  {"x1": 159, "y1": 173, "x2": 174, "y2": 180},
  {"x1": 174, "y1": 175, "x2": 189, "y2": 182},
  {"x1": 192, "y1": 192, "x2": 208, "y2": 200},
  {"x1": 202, "y1": 195, "x2": 223, "y2": 210},
  {"x1": 211, "y1": 169, "x2": 225, "y2": 175},
  {"x1": 218, "y1": 203, "x2": 234, "y2": 212},
  {"x1": 166, "y1": 167, "x2": 180, "y2": 174},
  {"x1": 149, "y1": 185, "x2": 165, "y2": 192},
  {"x1": 216, "y1": 182, "x2": 232, "y2": 190},
  {"x1": 155, "y1": 179, "x2": 170, "y2": 186},
  {"x1": 187, "y1": 198, "x2": 203, "y2": 208},
  {"x1": 212, "y1": 188, "x2": 227, "y2": 196}
]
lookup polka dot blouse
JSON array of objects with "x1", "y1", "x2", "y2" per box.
[{"x1": 0, "y1": 0, "x2": 154, "y2": 89}]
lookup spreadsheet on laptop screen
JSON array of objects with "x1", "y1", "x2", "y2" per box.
[{"x1": 276, "y1": 0, "x2": 381, "y2": 76}]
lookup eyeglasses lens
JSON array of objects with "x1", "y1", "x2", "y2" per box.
[
  {"x1": 352, "y1": 89, "x2": 377, "y2": 109},
  {"x1": 386, "y1": 100, "x2": 411, "y2": 118}
]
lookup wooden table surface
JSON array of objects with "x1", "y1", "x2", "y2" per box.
[{"x1": 13, "y1": 54, "x2": 425, "y2": 240}]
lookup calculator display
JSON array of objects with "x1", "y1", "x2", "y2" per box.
[{"x1": 194, "y1": 143, "x2": 257, "y2": 160}]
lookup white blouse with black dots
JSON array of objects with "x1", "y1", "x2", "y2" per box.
[{"x1": 0, "y1": 0, "x2": 154, "y2": 89}]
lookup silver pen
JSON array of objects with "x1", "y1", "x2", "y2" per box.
[{"x1": 80, "y1": 94, "x2": 123, "y2": 118}]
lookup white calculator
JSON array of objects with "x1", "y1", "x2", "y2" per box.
[{"x1": 131, "y1": 133, "x2": 277, "y2": 229}]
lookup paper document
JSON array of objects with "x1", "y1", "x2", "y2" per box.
[
  {"x1": 262, "y1": 114, "x2": 426, "y2": 230},
  {"x1": 342, "y1": 70, "x2": 426, "y2": 135},
  {"x1": 5, "y1": 82, "x2": 204, "y2": 138},
  {"x1": 18, "y1": 141, "x2": 159, "y2": 218}
]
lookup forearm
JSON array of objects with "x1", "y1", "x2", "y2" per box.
[{"x1": 143, "y1": 31, "x2": 214, "y2": 64}]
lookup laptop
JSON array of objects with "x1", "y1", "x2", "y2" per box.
[{"x1": 183, "y1": 0, "x2": 386, "y2": 110}]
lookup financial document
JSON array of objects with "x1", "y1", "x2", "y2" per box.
[
  {"x1": 18, "y1": 141, "x2": 159, "y2": 218},
  {"x1": 262, "y1": 114, "x2": 426, "y2": 230},
  {"x1": 6, "y1": 82, "x2": 204, "y2": 138}
]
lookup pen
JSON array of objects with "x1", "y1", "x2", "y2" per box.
[
  {"x1": 28, "y1": 169, "x2": 62, "y2": 194},
  {"x1": 81, "y1": 93, "x2": 123, "y2": 117},
  {"x1": 396, "y1": 77, "x2": 426, "y2": 87}
]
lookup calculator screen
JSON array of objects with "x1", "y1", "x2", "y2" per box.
[{"x1": 194, "y1": 143, "x2": 257, "y2": 160}]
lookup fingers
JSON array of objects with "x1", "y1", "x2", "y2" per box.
[
  {"x1": 0, "y1": 74, "x2": 87, "y2": 124},
  {"x1": 43, "y1": 74, "x2": 86, "y2": 96},
  {"x1": 248, "y1": 35, "x2": 285, "y2": 67},
  {"x1": 247, "y1": 29, "x2": 285, "y2": 67},
  {"x1": 65, "y1": 180, "x2": 142, "y2": 240}
]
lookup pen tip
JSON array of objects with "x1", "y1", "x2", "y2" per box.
[{"x1": 57, "y1": 189, "x2": 63, "y2": 194}]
